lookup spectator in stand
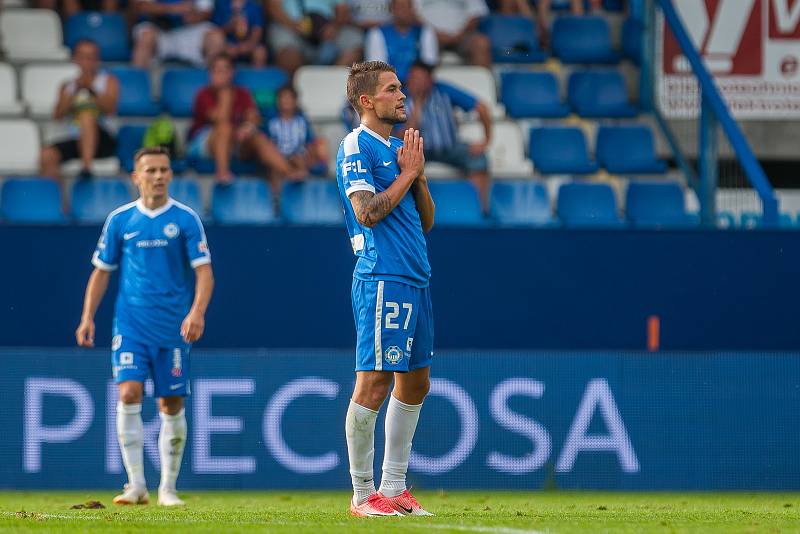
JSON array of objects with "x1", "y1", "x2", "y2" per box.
[
  {"x1": 365, "y1": 0, "x2": 438, "y2": 83},
  {"x1": 403, "y1": 61, "x2": 492, "y2": 211},
  {"x1": 187, "y1": 53, "x2": 300, "y2": 185},
  {"x1": 267, "y1": 85, "x2": 329, "y2": 178},
  {"x1": 346, "y1": 0, "x2": 391, "y2": 29},
  {"x1": 413, "y1": 0, "x2": 491, "y2": 68},
  {"x1": 213, "y1": 0, "x2": 268, "y2": 66},
  {"x1": 495, "y1": 0, "x2": 602, "y2": 45},
  {"x1": 40, "y1": 39, "x2": 119, "y2": 183},
  {"x1": 131, "y1": 0, "x2": 225, "y2": 67},
  {"x1": 33, "y1": 0, "x2": 118, "y2": 20},
  {"x1": 267, "y1": 0, "x2": 362, "y2": 77}
]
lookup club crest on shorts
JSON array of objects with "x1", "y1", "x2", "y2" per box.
[
  {"x1": 384, "y1": 345, "x2": 404, "y2": 365},
  {"x1": 163, "y1": 223, "x2": 179, "y2": 239},
  {"x1": 112, "y1": 335, "x2": 122, "y2": 351}
]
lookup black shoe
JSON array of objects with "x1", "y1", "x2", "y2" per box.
[{"x1": 77, "y1": 168, "x2": 94, "y2": 181}]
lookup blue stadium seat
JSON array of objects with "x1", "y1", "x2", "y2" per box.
[
  {"x1": 740, "y1": 211, "x2": 795, "y2": 229},
  {"x1": 567, "y1": 70, "x2": 638, "y2": 118},
  {"x1": 603, "y1": 0, "x2": 625, "y2": 11},
  {"x1": 478, "y1": 15, "x2": 547, "y2": 64},
  {"x1": 500, "y1": 72, "x2": 569, "y2": 118},
  {"x1": 428, "y1": 181, "x2": 484, "y2": 226},
  {"x1": 1, "y1": 178, "x2": 66, "y2": 223},
  {"x1": 71, "y1": 178, "x2": 132, "y2": 223},
  {"x1": 529, "y1": 127, "x2": 599, "y2": 174},
  {"x1": 187, "y1": 155, "x2": 260, "y2": 175},
  {"x1": 116, "y1": 125, "x2": 147, "y2": 173},
  {"x1": 161, "y1": 69, "x2": 208, "y2": 117},
  {"x1": 169, "y1": 179, "x2": 204, "y2": 217},
  {"x1": 64, "y1": 12, "x2": 129, "y2": 61},
  {"x1": 551, "y1": 16, "x2": 620, "y2": 64},
  {"x1": 110, "y1": 67, "x2": 160, "y2": 116},
  {"x1": 233, "y1": 67, "x2": 289, "y2": 115},
  {"x1": 596, "y1": 125, "x2": 668, "y2": 174},
  {"x1": 211, "y1": 179, "x2": 276, "y2": 224},
  {"x1": 556, "y1": 182, "x2": 624, "y2": 227},
  {"x1": 490, "y1": 180, "x2": 554, "y2": 226},
  {"x1": 625, "y1": 181, "x2": 698, "y2": 228},
  {"x1": 281, "y1": 180, "x2": 343, "y2": 225},
  {"x1": 622, "y1": 17, "x2": 643, "y2": 65}
]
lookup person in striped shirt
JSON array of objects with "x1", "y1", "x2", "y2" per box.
[{"x1": 267, "y1": 85, "x2": 329, "y2": 178}]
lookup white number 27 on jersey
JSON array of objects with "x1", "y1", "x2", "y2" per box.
[{"x1": 385, "y1": 302, "x2": 413, "y2": 330}]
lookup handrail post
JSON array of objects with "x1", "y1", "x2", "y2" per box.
[{"x1": 698, "y1": 94, "x2": 717, "y2": 227}]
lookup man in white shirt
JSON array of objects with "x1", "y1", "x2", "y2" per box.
[{"x1": 413, "y1": 0, "x2": 490, "y2": 67}]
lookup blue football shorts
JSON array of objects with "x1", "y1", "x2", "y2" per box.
[
  {"x1": 351, "y1": 278, "x2": 434, "y2": 372},
  {"x1": 111, "y1": 334, "x2": 191, "y2": 398}
]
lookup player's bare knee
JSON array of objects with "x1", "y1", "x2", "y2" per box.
[
  {"x1": 118, "y1": 383, "x2": 143, "y2": 405},
  {"x1": 159, "y1": 396, "x2": 183, "y2": 415}
]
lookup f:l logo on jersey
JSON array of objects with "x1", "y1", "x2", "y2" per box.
[{"x1": 341, "y1": 160, "x2": 367, "y2": 177}]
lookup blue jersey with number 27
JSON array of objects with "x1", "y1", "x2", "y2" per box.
[{"x1": 336, "y1": 125, "x2": 431, "y2": 288}]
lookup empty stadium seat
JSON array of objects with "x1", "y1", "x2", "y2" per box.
[
  {"x1": 169, "y1": 178, "x2": 204, "y2": 216},
  {"x1": 64, "y1": 12, "x2": 130, "y2": 61},
  {"x1": 1, "y1": 178, "x2": 65, "y2": 223},
  {"x1": 567, "y1": 70, "x2": 638, "y2": 118},
  {"x1": 70, "y1": 178, "x2": 132, "y2": 223},
  {"x1": 478, "y1": 15, "x2": 547, "y2": 64},
  {"x1": 427, "y1": 181, "x2": 484, "y2": 226},
  {"x1": 211, "y1": 179, "x2": 276, "y2": 224},
  {"x1": 116, "y1": 124, "x2": 146, "y2": 172},
  {"x1": 281, "y1": 180, "x2": 343, "y2": 224},
  {"x1": 551, "y1": 16, "x2": 620, "y2": 64},
  {"x1": 0, "y1": 119, "x2": 40, "y2": 173},
  {"x1": 233, "y1": 67, "x2": 289, "y2": 115},
  {"x1": 490, "y1": 180, "x2": 553, "y2": 226},
  {"x1": 500, "y1": 72, "x2": 569, "y2": 118},
  {"x1": 110, "y1": 67, "x2": 160, "y2": 116},
  {"x1": 436, "y1": 66, "x2": 504, "y2": 118},
  {"x1": 187, "y1": 155, "x2": 260, "y2": 175},
  {"x1": 0, "y1": 9, "x2": 70, "y2": 61},
  {"x1": 529, "y1": 127, "x2": 599, "y2": 174},
  {"x1": 596, "y1": 125, "x2": 667, "y2": 174},
  {"x1": 622, "y1": 17, "x2": 643, "y2": 65},
  {"x1": 295, "y1": 66, "x2": 348, "y2": 120},
  {"x1": 161, "y1": 68, "x2": 208, "y2": 117},
  {"x1": 0, "y1": 64, "x2": 24, "y2": 116},
  {"x1": 625, "y1": 181, "x2": 698, "y2": 228},
  {"x1": 556, "y1": 182, "x2": 624, "y2": 227},
  {"x1": 21, "y1": 63, "x2": 79, "y2": 118},
  {"x1": 460, "y1": 121, "x2": 533, "y2": 177}
]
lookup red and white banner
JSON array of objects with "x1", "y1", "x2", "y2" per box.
[{"x1": 658, "y1": 0, "x2": 800, "y2": 118}]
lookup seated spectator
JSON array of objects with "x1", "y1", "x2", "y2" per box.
[
  {"x1": 267, "y1": 85, "x2": 329, "y2": 177},
  {"x1": 187, "y1": 53, "x2": 300, "y2": 185},
  {"x1": 413, "y1": 0, "x2": 491, "y2": 67},
  {"x1": 40, "y1": 39, "x2": 119, "y2": 182},
  {"x1": 496, "y1": 0, "x2": 602, "y2": 45},
  {"x1": 403, "y1": 61, "x2": 491, "y2": 210},
  {"x1": 365, "y1": 0, "x2": 438, "y2": 83},
  {"x1": 132, "y1": 0, "x2": 225, "y2": 67},
  {"x1": 267, "y1": 0, "x2": 362, "y2": 76},
  {"x1": 346, "y1": 0, "x2": 391, "y2": 29},
  {"x1": 213, "y1": 0, "x2": 268, "y2": 66}
]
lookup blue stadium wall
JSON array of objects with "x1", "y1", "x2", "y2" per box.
[{"x1": 0, "y1": 225, "x2": 798, "y2": 350}]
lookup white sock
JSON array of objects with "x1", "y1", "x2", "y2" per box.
[
  {"x1": 117, "y1": 402, "x2": 146, "y2": 489},
  {"x1": 158, "y1": 408, "x2": 187, "y2": 493},
  {"x1": 345, "y1": 400, "x2": 378, "y2": 504},
  {"x1": 379, "y1": 395, "x2": 422, "y2": 497}
]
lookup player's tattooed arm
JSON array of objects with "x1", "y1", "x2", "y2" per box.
[{"x1": 349, "y1": 190, "x2": 393, "y2": 228}]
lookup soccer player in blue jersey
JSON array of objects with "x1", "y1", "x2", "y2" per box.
[
  {"x1": 75, "y1": 146, "x2": 214, "y2": 507},
  {"x1": 336, "y1": 61, "x2": 435, "y2": 517}
]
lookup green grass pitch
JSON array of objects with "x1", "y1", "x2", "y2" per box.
[{"x1": 1, "y1": 491, "x2": 799, "y2": 533}]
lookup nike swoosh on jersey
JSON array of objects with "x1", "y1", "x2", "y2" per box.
[
  {"x1": 383, "y1": 161, "x2": 392, "y2": 166},
  {"x1": 123, "y1": 232, "x2": 140, "y2": 240},
  {"x1": 169, "y1": 383, "x2": 184, "y2": 390}
]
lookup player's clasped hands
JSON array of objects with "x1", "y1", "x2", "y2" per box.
[{"x1": 397, "y1": 128, "x2": 425, "y2": 179}]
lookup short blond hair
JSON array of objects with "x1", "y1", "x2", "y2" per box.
[{"x1": 346, "y1": 61, "x2": 396, "y2": 114}]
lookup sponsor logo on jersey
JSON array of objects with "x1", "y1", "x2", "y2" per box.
[
  {"x1": 341, "y1": 159, "x2": 367, "y2": 176},
  {"x1": 384, "y1": 345, "x2": 404, "y2": 365},
  {"x1": 136, "y1": 239, "x2": 169, "y2": 248},
  {"x1": 163, "y1": 223, "x2": 179, "y2": 239},
  {"x1": 112, "y1": 335, "x2": 122, "y2": 351}
]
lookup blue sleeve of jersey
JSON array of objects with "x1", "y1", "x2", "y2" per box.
[
  {"x1": 92, "y1": 213, "x2": 122, "y2": 272},
  {"x1": 183, "y1": 211, "x2": 211, "y2": 268},
  {"x1": 340, "y1": 134, "x2": 376, "y2": 197},
  {"x1": 436, "y1": 82, "x2": 478, "y2": 112}
]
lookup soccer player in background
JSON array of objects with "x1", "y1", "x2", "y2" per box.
[
  {"x1": 75, "y1": 147, "x2": 214, "y2": 507},
  {"x1": 336, "y1": 61, "x2": 435, "y2": 517}
]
